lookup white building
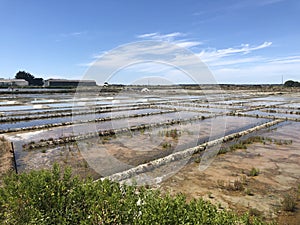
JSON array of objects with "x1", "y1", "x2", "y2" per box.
[{"x1": 0, "y1": 79, "x2": 28, "y2": 87}]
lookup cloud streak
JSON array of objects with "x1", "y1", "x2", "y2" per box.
[
  {"x1": 137, "y1": 32, "x2": 185, "y2": 41},
  {"x1": 56, "y1": 31, "x2": 87, "y2": 42},
  {"x1": 81, "y1": 31, "x2": 298, "y2": 84},
  {"x1": 198, "y1": 42, "x2": 272, "y2": 62},
  {"x1": 137, "y1": 32, "x2": 203, "y2": 49}
]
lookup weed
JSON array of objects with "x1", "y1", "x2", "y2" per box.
[
  {"x1": 216, "y1": 179, "x2": 225, "y2": 188},
  {"x1": 225, "y1": 178, "x2": 244, "y2": 191},
  {"x1": 245, "y1": 188, "x2": 254, "y2": 196},
  {"x1": 229, "y1": 142, "x2": 247, "y2": 151},
  {"x1": 248, "y1": 208, "x2": 262, "y2": 217},
  {"x1": 83, "y1": 161, "x2": 89, "y2": 168},
  {"x1": 194, "y1": 158, "x2": 201, "y2": 163},
  {"x1": 162, "y1": 142, "x2": 171, "y2": 149},
  {"x1": 233, "y1": 179, "x2": 244, "y2": 191},
  {"x1": 218, "y1": 147, "x2": 228, "y2": 154},
  {"x1": 282, "y1": 193, "x2": 296, "y2": 212},
  {"x1": 249, "y1": 167, "x2": 260, "y2": 177},
  {"x1": 102, "y1": 136, "x2": 111, "y2": 144}
]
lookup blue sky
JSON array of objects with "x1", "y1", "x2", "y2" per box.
[{"x1": 0, "y1": 0, "x2": 299, "y2": 84}]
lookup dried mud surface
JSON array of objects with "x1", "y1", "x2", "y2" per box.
[
  {"x1": 159, "y1": 122, "x2": 300, "y2": 224},
  {"x1": 0, "y1": 137, "x2": 14, "y2": 179}
]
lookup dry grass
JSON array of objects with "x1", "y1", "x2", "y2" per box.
[{"x1": 282, "y1": 193, "x2": 297, "y2": 212}]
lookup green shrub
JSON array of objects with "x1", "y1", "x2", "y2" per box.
[
  {"x1": 249, "y1": 168, "x2": 260, "y2": 177},
  {"x1": 218, "y1": 147, "x2": 228, "y2": 155},
  {"x1": 282, "y1": 193, "x2": 297, "y2": 212},
  {"x1": 0, "y1": 165, "x2": 270, "y2": 224},
  {"x1": 161, "y1": 142, "x2": 171, "y2": 149}
]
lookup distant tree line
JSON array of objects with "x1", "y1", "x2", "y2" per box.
[
  {"x1": 284, "y1": 80, "x2": 300, "y2": 87},
  {"x1": 15, "y1": 71, "x2": 44, "y2": 86}
]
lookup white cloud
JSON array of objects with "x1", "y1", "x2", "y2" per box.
[
  {"x1": 212, "y1": 54, "x2": 300, "y2": 84},
  {"x1": 198, "y1": 42, "x2": 272, "y2": 62},
  {"x1": 80, "y1": 41, "x2": 216, "y2": 84},
  {"x1": 207, "y1": 56, "x2": 264, "y2": 67},
  {"x1": 92, "y1": 51, "x2": 108, "y2": 59},
  {"x1": 196, "y1": 41, "x2": 300, "y2": 83},
  {"x1": 61, "y1": 31, "x2": 86, "y2": 37},
  {"x1": 137, "y1": 32, "x2": 185, "y2": 41},
  {"x1": 137, "y1": 32, "x2": 159, "y2": 38},
  {"x1": 175, "y1": 41, "x2": 203, "y2": 48},
  {"x1": 213, "y1": 63, "x2": 300, "y2": 84},
  {"x1": 259, "y1": 0, "x2": 285, "y2": 6},
  {"x1": 80, "y1": 30, "x2": 299, "y2": 84},
  {"x1": 56, "y1": 31, "x2": 87, "y2": 42},
  {"x1": 137, "y1": 32, "x2": 203, "y2": 49},
  {"x1": 267, "y1": 56, "x2": 300, "y2": 64}
]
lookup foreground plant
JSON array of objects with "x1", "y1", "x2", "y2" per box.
[{"x1": 0, "y1": 165, "x2": 270, "y2": 224}]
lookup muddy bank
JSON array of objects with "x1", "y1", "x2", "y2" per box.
[{"x1": 0, "y1": 136, "x2": 15, "y2": 179}]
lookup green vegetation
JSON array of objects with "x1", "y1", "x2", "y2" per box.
[
  {"x1": 284, "y1": 80, "x2": 300, "y2": 87},
  {"x1": 248, "y1": 208, "x2": 262, "y2": 217},
  {"x1": 15, "y1": 71, "x2": 44, "y2": 86},
  {"x1": 227, "y1": 179, "x2": 244, "y2": 191},
  {"x1": 194, "y1": 157, "x2": 201, "y2": 163},
  {"x1": 159, "y1": 128, "x2": 181, "y2": 139},
  {"x1": 281, "y1": 193, "x2": 297, "y2": 212},
  {"x1": 218, "y1": 136, "x2": 292, "y2": 155},
  {"x1": 249, "y1": 168, "x2": 260, "y2": 177},
  {"x1": 0, "y1": 165, "x2": 270, "y2": 224},
  {"x1": 161, "y1": 142, "x2": 172, "y2": 149},
  {"x1": 217, "y1": 177, "x2": 246, "y2": 192},
  {"x1": 101, "y1": 136, "x2": 111, "y2": 144}
]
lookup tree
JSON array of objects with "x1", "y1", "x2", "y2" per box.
[
  {"x1": 15, "y1": 71, "x2": 34, "y2": 83},
  {"x1": 284, "y1": 80, "x2": 300, "y2": 87},
  {"x1": 32, "y1": 78, "x2": 44, "y2": 86},
  {"x1": 15, "y1": 71, "x2": 44, "y2": 86}
]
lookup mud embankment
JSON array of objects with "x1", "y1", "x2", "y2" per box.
[{"x1": 0, "y1": 137, "x2": 16, "y2": 179}]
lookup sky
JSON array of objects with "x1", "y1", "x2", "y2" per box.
[{"x1": 0, "y1": 0, "x2": 299, "y2": 84}]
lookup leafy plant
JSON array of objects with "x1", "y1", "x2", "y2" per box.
[
  {"x1": 0, "y1": 165, "x2": 270, "y2": 224},
  {"x1": 249, "y1": 167, "x2": 260, "y2": 177}
]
